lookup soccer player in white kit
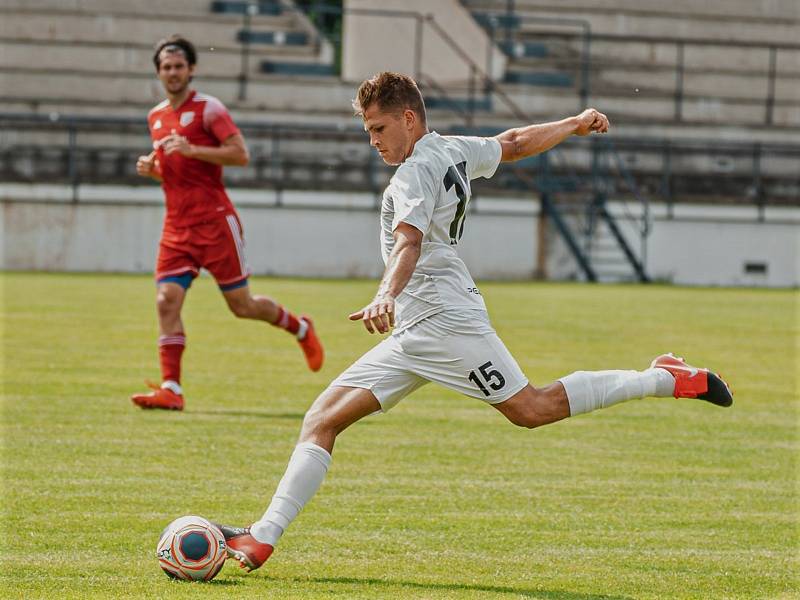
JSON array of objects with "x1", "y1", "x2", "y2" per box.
[{"x1": 216, "y1": 72, "x2": 733, "y2": 571}]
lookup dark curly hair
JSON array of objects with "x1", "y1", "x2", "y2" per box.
[{"x1": 152, "y1": 35, "x2": 197, "y2": 70}]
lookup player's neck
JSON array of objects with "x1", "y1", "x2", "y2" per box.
[
  {"x1": 167, "y1": 88, "x2": 193, "y2": 109},
  {"x1": 403, "y1": 127, "x2": 430, "y2": 162}
]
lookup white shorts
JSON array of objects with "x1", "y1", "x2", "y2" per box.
[{"x1": 331, "y1": 310, "x2": 528, "y2": 411}]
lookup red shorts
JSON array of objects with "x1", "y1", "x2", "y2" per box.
[{"x1": 156, "y1": 213, "x2": 250, "y2": 291}]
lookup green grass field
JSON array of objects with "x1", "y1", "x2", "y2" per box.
[{"x1": 1, "y1": 273, "x2": 797, "y2": 599}]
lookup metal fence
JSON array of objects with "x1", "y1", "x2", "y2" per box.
[
  {"x1": 2, "y1": 113, "x2": 797, "y2": 214},
  {"x1": 462, "y1": 3, "x2": 799, "y2": 126}
]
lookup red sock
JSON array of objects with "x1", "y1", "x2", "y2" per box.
[
  {"x1": 273, "y1": 306, "x2": 300, "y2": 335},
  {"x1": 158, "y1": 332, "x2": 186, "y2": 384}
]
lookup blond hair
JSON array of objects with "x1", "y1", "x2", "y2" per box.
[{"x1": 352, "y1": 72, "x2": 427, "y2": 126}]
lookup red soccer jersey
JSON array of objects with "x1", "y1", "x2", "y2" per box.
[{"x1": 147, "y1": 90, "x2": 241, "y2": 226}]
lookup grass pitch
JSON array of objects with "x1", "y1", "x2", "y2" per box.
[{"x1": 1, "y1": 273, "x2": 797, "y2": 599}]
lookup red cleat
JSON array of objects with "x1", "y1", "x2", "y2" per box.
[
  {"x1": 213, "y1": 524, "x2": 273, "y2": 572},
  {"x1": 131, "y1": 381, "x2": 184, "y2": 411},
  {"x1": 298, "y1": 315, "x2": 324, "y2": 372},
  {"x1": 650, "y1": 353, "x2": 733, "y2": 407}
]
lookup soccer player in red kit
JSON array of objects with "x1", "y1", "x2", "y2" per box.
[{"x1": 131, "y1": 35, "x2": 323, "y2": 411}]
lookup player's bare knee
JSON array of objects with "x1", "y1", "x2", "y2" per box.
[
  {"x1": 156, "y1": 290, "x2": 181, "y2": 317},
  {"x1": 300, "y1": 405, "x2": 333, "y2": 440}
]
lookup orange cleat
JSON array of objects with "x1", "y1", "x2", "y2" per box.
[
  {"x1": 213, "y1": 524, "x2": 273, "y2": 572},
  {"x1": 650, "y1": 353, "x2": 733, "y2": 407},
  {"x1": 298, "y1": 315, "x2": 324, "y2": 372},
  {"x1": 131, "y1": 381, "x2": 184, "y2": 411}
]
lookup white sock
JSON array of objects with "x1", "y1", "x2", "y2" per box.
[
  {"x1": 161, "y1": 380, "x2": 182, "y2": 395},
  {"x1": 296, "y1": 319, "x2": 309, "y2": 341},
  {"x1": 250, "y1": 441, "x2": 331, "y2": 546},
  {"x1": 559, "y1": 368, "x2": 675, "y2": 416}
]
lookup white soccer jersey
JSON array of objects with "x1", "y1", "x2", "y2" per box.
[{"x1": 381, "y1": 131, "x2": 502, "y2": 332}]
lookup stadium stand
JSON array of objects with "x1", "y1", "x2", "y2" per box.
[
  {"x1": 462, "y1": 0, "x2": 800, "y2": 133},
  {"x1": 1, "y1": 0, "x2": 797, "y2": 284},
  {"x1": 0, "y1": 0, "x2": 345, "y2": 119}
]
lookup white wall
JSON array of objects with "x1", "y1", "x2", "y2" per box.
[
  {"x1": 341, "y1": 0, "x2": 506, "y2": 84},
  {"x1": 0, "y1": 185, "x2": 537, "y2": 280},
  {"x1": 1, "y1": 184, "x2": 797, "y2": 287},
  {"x1": 609, "y1": 203, "x2": 800, "y2": 287}
]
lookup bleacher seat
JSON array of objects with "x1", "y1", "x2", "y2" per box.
[
  {"x1": 463, "y1": 0, "x2": 800, "y2": 132},
  {"x1": 0, "y1": 0, "x2": 340, "y2": 119}
]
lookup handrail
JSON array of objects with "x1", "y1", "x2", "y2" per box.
[
  {"x1": 469, "y1": 9, "x2": 799, "y2": 126},
  {"x1": 6, "y1": 113, "x2": 796, "y2": 218}
]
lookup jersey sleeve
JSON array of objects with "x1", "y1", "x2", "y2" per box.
[
  {"x1": 390, "y1": 164, "x2": 437, "y2": 235},
  {"x1": 202, "y1": 97, "x2": 240, "y2": 143},
  {"x1": 452, "y1": 136, "x2": 502, "y2": 180}
]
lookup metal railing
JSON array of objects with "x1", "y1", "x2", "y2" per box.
[
  {"x1": 468, "y1": 9, "x2": 800, "y2": 127},
  {"x1": 3, "y1": 113, "x2": 796, "y2": 211}
]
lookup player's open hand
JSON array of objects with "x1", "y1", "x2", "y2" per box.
[
  {"x1": 136, "y1": 151, "x2": 157, "y2": 177},
  {"x1": 574, "y1": 108, "x2": 609, "y2": 136},
  {"x1": 349, "y1": 294, "x2": 395, "y2": 334},
  {"x1": 162, "y1": 130, "x2": 195, "y2": 157}
]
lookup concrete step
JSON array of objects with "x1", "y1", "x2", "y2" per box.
[
  {"x1": 0, "y1": 10, "x2": 303, "y2": 50},
  {"x1": 503, "y1": 69, "x2": 573, "y2": 87},
  {"x1": 506, "y1": 0, "x2": 797, "y2": 21},
  {"x1": 585, "y1": 40, "x2": 800, "y2": 76},
  {"x1": 510, "y1": 6, "x2": 799, "y2": 45},
  {"x1": 499, "y1": 84, "x2": 800, "y2": 128},
  {"x1": 593, "y1": 68, "x2": 800, "y2": 103},
  {"x1": 0, "y1": 40, "x2": 319, "y2": 77},
  {"x1": 210, "y1": 0, "x2": 285, "y2": 16},
  {"x1": 261, "y1": 61, "x2": 336, "y2": 77},
  {"x1": 2, "y1": 0, "x2": 221, "y2": 17},
  {"x1": 0, "y1": 70, "x2": 359, "y2": 115}
]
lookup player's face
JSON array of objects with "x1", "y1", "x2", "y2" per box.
[
  {"x1": 157, "y1": 51, "x2": 194, "y2": 96},
  {"x1": 362, "y1": 105, "x2": 415, "y2": 166}
]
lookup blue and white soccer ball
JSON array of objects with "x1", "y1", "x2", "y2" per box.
[{"x1": 156, "y1": 515, "x2": 227, "y2": 581}]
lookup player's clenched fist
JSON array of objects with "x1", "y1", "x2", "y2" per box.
[
  {"x1": 349, "y1": 294, "x2": 396, "y2": 334},
  {"x1": 574, "y1": 108, "x2": 610, "y2": 136},
  {"x1": 136, "y1": 152, "x2": 156, "y2": 177}
]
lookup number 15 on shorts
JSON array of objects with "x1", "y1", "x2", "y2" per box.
[{"x1": 468, "y1": 361, "x2": 506, "y2": 396}]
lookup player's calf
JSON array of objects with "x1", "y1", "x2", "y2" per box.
[{"x1": 493, "y1": 383, "x2": 570, "y2": 429}]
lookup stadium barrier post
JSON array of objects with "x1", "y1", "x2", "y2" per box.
[
  {"x1": 661, "y1": 140, "x2": 674, "y2": 219},
  {"x1": 580, "y1": 25, "x2": 591, "y2": 108},
  {"x1": 413, "y1": 15, "x2": 424, "y2": 81},
  {"x1": 68, "y1": 126, "x2": 79, "y2": 203},
  {"x1": 238, "y1": 1, "x2": 258, "y2": 101},
  {"x1": 752, "y1": 143, "x2": 765, "y2": 222},
  {"x1": 467, "y1": 65, "x2": 476, "y2": 127},
  {"x1": 765, "y1": 46, "x2": 777, "y2": 125},
  {"x1": 674, "y1": 41, "x2": 684, "y2": 122}
]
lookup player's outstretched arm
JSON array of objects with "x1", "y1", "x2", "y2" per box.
[
  {"x1": 495, "y1": 108, "x2": 609, "y2": 163},
  {"x1": 349, "y1": 222, "x2": 422, "y2": 334},
  {"x1": 162, "y1": 132, "x2": 250, "y2": 166}
]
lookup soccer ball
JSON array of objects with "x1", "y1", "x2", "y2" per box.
[{"x1": 156, "y1": 515, "x2": 227, "y2": 581}]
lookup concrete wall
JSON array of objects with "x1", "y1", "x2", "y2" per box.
[
  {"x1": 1, "y1": 184, "x2": 797, "y2": 287},
  {"x1": 0, "y1": 185, "x2": 536, "y2": 280},
  {"x1": 341, "y1": 0, "x2": 506, "y2": 84},
  {"x1": 612, "y1": 204, "x2": 800, "y2": 288}
]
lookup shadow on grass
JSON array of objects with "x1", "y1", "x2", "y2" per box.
[
  {"x1": 204, "y1": 578, "x2": 245, "y2": 587},
  {"x1": 275, "y1": 575, "x2": 633, "y2": 599},
  {"x1": 191, "y1": 409, "x2": 377, "y2": 425},
  {"x1": 191, "y1": 409, "x2": 306, "y2": 420}
]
